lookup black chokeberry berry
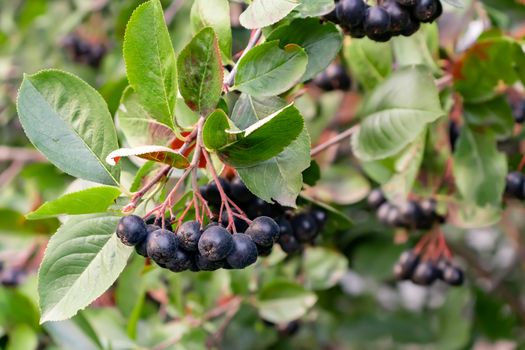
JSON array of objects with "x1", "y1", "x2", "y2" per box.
[
  {"x1": 505, "y1": 172, "x2": 525, "y2": 199},
  {"x1": 246, "y1": 216, "x2": 280, "y2": 247},
  {"x1": 202, "y1": 178, "x2": 231, "y2": 205},
  {"x1": 311, "y1": 208, "x2": 328, "y2": 229},
  {"x1": 291, "y1": 213, "x2": 318, "y2": 243},
  {"x1": 364, "y1": 6, "x2": 391, "y2": 38},
  {"x1": 146, "y1": 229, "x2": 179, "y2": 267},
  {"x1": 226, "y1": 234, "x2": 258, "y2": 269},
  {"x1": 117, "y1": 215, "x2": 148, "y2": 246},
  {"x1": 368, "y1": 189, "x2": 386, "y2": 209},
  {"x1": 165, "y1": 248, "x2": 194, "y2": 272},
  {"x1": 198, "y1": 226, "x2": 234, "y2": 261},
  {"x1": 413, "y1": 0, "x2": 439, "y2": 23},
  {"x1": 382, "y1": 0, "x2": 411, "y2": 35},
  {"x1": 393, "y1": 250, "x2": 420, "y2": 280},
  {"x1": 178, "y1": 220, "x2": 202, "y2": 252},
  {"x1": 230, "y1": 178, "x2": 256, "y2": 203},
  {"x1": 442, "y1": 265, "x2": 464, "y2": 286},
  {"x1": 377, "y1": 202, "x2": 392, "y2": 225},
  {"x1": 400, "y1": 16, "x2": 420, "y2": 36},
  {"x1": 220, "y1": 212, "x2": 249, "y2": 232},
  {"x1": 513, "y1": 100, "x2": 525, "y2": 124},
  {"x1": 256, "y1": 244, "x2": 273, "y2": 257},
  {"x1": 336, "y1": 0, "x2": 367, "y2": 28},
  {"x1": 277, "y1": 218, "x2": 302, "y2": 254},
  {"x1": 135, "y1": 224, "x2": 158, "y2": 257},
  {"x1": 411, "y1": 261, "x2": 438, "y2": 285},
  {"x1": 399, "y1": 201, "x2": 424, "y2": 228},
  {"x1": 195, "y1": 254, "x2": 224, "y2": 271}
]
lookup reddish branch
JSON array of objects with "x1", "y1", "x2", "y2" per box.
[
  {"x1": 224, "y1": 28, "x2": 263, "y2": 88},
  {"x1": 310, "y1": 125, "x2": 359, "y2": 157}
]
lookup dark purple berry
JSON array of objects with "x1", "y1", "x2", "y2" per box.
[
  {"x1": 393, "y1": 250, "x2": 420, "y2": 280},
  {"x1": 364, "y1": 6, "x2": 391, "y2": 38},
  {"x1": 226, "y1": 234, "x2": 258, "y2": 268},
  {"x1": 146, "y1": 229, "x2": 179, "y2": 267},
  {"x1": 198, "y1": 226, "x2": 234, "y2": 261},
  {"x1": 336, "y1": 0, "x2": 367, "y2": 28},
  {"x1": 246, "y1": 216, "x2": 280, "y2": 247},
  {"x1": 178, "y1": 220, "x2": 202, "y2": 252},
  {"x1": 505, "y1": 172, "x2": 525, "y2": 199},
  {"x1": 368, "y1": 189, "x2": 386, "y2": 209},
  {"x1": 166, "y1": 249, "x2": 194, "y2": 272},
  {"x1": 291, "y1": 213, "x2": 318, "y2": 243},
  {"x1": 135, "y1": 224, "x2": 158, "y2": 257},
  {"x1": 411, "y1": 261, "x2": 438, "y2": 285},
  {"x1": 256, "y1": 244, "x2": 273, "y2": 257},
  {"x1": 413, "y1": 0, "x2": 439, "y2": 23},
  {"x1": 382, "y1": 0, "x2": 411, "y2": 35},
  {"x1": 230, "y1": 178, "x2": 256, "y2": 203},
  {"x1": 117, "y1": 215, "x2": 148, "y2": 246},
  {"x1": 195, "y1": 254, "x2": 224, "y2": 271},
  {"x1": 443, "y1": 265, "x2": 464, "y2": 286}
]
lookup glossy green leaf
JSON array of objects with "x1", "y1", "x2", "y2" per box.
[
  {"x1": 453, "y1": 127, "x2": 507, "y2": 207},
  {"x1": 352, "y1": 66, "x2": 443, "y2": 161},
  {"x1": 177, "y1": 27, "x2": 223, "y2": 116},
  {"x1": 123, "y1": 0, "x2": 177, "y2": 129},
  {"x1": 219, "y1": 104, "x2": 304, "y2": 168},
  {"x1": 17, "y1": 70, "x2": 120, "y2": 186},
  {"x1": 295, "y1": 0, "x2": 335, "y2": 17},
  {"x1": 106, "y1": 146, "x2": 190, "y2": 168},
  {"x1": 267, "y1": 18, "x2": 342, "y2": 81},
  {"x1": 234, "y1": 41, "x2": 308, "y2": 97},
  {"x1": 202, "y1": 109, "x2": 235, "y2": 150},
  {"x1": 38, "y1": 215, "x2": 133, "y2": 323},
  {"x1": 391, "y1": 24, "x2": 440, "y2": 74},
  {"x1": 239, "y1": 0, "x2": 299, "y2": 29},
  {"x1": 116, "y1": 87, "x2": 175, "y2": 148},
  {"x1": 190, "y1": 0, "x2": 232, "y2": 62},
  {"x1": 303, "y1": 247, "x2": 348, "y2": 290},
  {"x1": 342, "y1": 37, "x2": 392, "y2": 91},
  {"x1": 257, "y1": 280, "x2": 317, "y2": 323},
  {"x1": 26, "y1": 186, "x2": 121, "y2": 220},
  {"x1": 6, "y1": 324, "x2": 38, "y2": 350},
  {"x1": 463, "y1": 95, "x2": 514, "y2": 138}
]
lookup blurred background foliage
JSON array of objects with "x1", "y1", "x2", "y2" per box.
[{"x1": 1, "y1": 0, "x2": 525, "y2": 349}]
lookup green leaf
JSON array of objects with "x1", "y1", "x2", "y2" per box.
[
  {"x1": 116, "y1": 87, "x2": 175, "y2": 148},
  {"x1": 239, "y1": 0, "x2": 299, "y2": 29},
  {"x1": 232, "y1": 95, "x2": 310, "y2": 206},
  {"x1": 436, "y1": 288, "x2": 472, "y2": 350},
  {"x1": 352, "y1": 66, "x2": 443, "y2": 161},
  {"x1": 453, "y1": 127, "x2": 507, "y2": 207},
  {"x1": 391, "y1": 24, "x2": 440, "y2": 74},
  {"x1": 303, "y1": 247, "x2": 347, "y2": 290},
  {"x1": 38, "y1": 215, "x2": 133, "y2": 323},
  {"x1": 202, "y1": 109, "x2": 235, "y2": 150},
  {"x1": 312, "y1": 165, "x2": 371, "y2": 205},
  {"x1": 463, "y1": 95, "x2": 514, "y2": 139},
  {"x1": 267, "y1": 18, "x2": 342, "y2": 81},
  {"x1": 234, "y1": 41, "x2": 308, "y2": 97},
  {"x1": 295, "y1": 0, "x2": 335, "y2": 17},
  {"x1": 26, "y1": 186, "x2": 121, "y2": 220},
  {"x1": 106, "y1": 146, "x2": 190, "y2": 169},
  {"x1": 6, "y1": 324, "x2": 38, "y2": 350},
  {"x1": 17, "y1": 70, "x2": 120, "y2": 186},
  {"x1": 219, "y1": 104, "x2": 304, "y2": 168},
  {"x1": 257, "y1": 280, "x2": 317, "y2": 323},
  {"x1": 123, "y1": 0, "x2": 177, "y2": 130},
  {"x1": 177, "y1": 27, "x2": 223, "y2": 116},
  {"x1": 0, "y1": 289, "x2": 39, "y2": 328},
  {"x1": 190, "y1": 0, "x2": 232, "y2": 63},
  {"x1": 342, "y1": 37, "x2": 392, "y2": 91}
]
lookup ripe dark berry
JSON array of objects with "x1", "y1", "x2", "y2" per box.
[
  {"x1": 336, "y1": 0, "x2": 367, "y2": 28},
  {"x1": 368, "y1": 189, "x2": 386, "y2": 210},
  {"x1": 256, "y1": 244, "x2": 273, "y2": 257},
  {"x1": 364, "y1": 6, "x2": 391, "y2": 38},
  {"x1": 377, "y1": 202, "x2": 392, "y2": 225},
  {"x1": 435, "y1": 259, "x2": 450, "y2": 279},
  {"x1": 198, "y1": 226, "x2": 234, "y2": 261},
  {"x1": 311, "y1": 208, "x2": 328, "y2": 228},
  {"x1": 399, "y1": 201, "x2": 424, "y2": 228},
  {"x1": 382, "y1": 0, "x2": 411, "y2": 35},
  {"x1": 246, "y1": 216, "x2": 280, "y2": 247},
  {"x1": 505, "y1": 172, "x2": 524, "y2": 199},
  {"x1": 413, "y1": 0, "x2": 439, "y2": 23},
  {"x1": 226, "y1": 234, "x2": 258, "y2": 269},
  {"x1": 166, "y1": 248, "x2": 194, "y2": 272},
  {"x1": 220, "y1": 212, "x2": 249, "y2": 232},
  {"x1": 400, "y1": 16, "x2": 420, "y2": 36},
  {"x1": 277, "y1": 218, "x2": 301, "y2": 254},
  {"x1": 117, "y1": 215, "x2": 148, "y2": 246},
  {"x1": 202, "y1": 178, "x2": 231, "y2": 205},
  {"x1": 448, "y1": 121, "x2": 460, "y2": 152},
  {"x1": 513, "y1": 100, "x2": 525, "y2": 124},
  {"x1": 230, "y1": 178, "x2": 256, "y2": 203},
  {"x1": 396, "y1": 0, "x2": 417, "y2": 5},
  {"x1": 135, "y1": 224, "x2": 158, "y2": 257},
  {"x1": 195, "y1": 254, "x2": 224, "y2": 271},
  {"x1": 178, "y1": 220, "x2": 202, "y2": 252},
  {"x1": 411, "y1": 261, "x2": 438, "y2": 285},
  {"x1": 385, "y1": 205, "x2": 403, "y2": 227},
  {"x1": 247, "y1": 198, "x2": 281, "y2": 219},
  {"x1": 443, "y1": 265, "x2": 464, "y2": 286},
  {"x1": 291, "y1": 213, "x2": 318, "y2": 243},
  {"x1": 146, "y1": 229, "x2": 179, "y2": 266},
  {"x1": 393, "y1": 250, "x2": 420, "y2": 280}
]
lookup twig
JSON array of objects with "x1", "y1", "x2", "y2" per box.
[
  {"x1": 435, "y1": 74, "x2": 454, "y2": 90},
  {"x1": 310, "y1": 125, "x2": 359, "y2": 157},
  {"x1": 0, "y1": 146, "x2": 46, "y2": 163},
  {"x1": 224, "y1": 29, "x2": 263, "y2": 87}
]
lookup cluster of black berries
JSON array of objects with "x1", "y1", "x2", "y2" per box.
[
  {"x1": 200, "y1": 177, "x2": 328, "y2": 255},
  {"x1": 325, "y1": 0, "x2": 443, "y2": 42},
  {"x1": 116, "y1": 214, "x2": 282, "y2": 272},
  {"x1": 505, "y1": 172, "x2": 525, "y2": 200},
  {"x1": 368, "y1": 189, "x2": 445, "y2": 229},
  {"x1": 394, "y1": 249, "x2": 464, "y2": 286},
  {"x1": 62, "y1": 34, "x2": 107, "y2": 68},
  {"x1": 312, "y1": 64, "x2": 352, "y2": 91}
]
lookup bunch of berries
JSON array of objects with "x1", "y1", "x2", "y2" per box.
[
  {"x1": 62, "y1": 34, "x2": 107, "y2": 69},
  {"x1": 325, "y1": 0, "x2": 443, "y2": 42},
  {"x1": 368, "y1": 189, "x2": 445, "y2": 229},
  {"x1": 312, "y1": 64, "x2": 352, "y2": 91},
  {"x1": 394, "y1": 249, "x2": 464, "y2": 286}
]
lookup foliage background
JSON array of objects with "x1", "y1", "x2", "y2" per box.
[{"x1": 1, "y1": 0, "x2": 525, "y2": 349}]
